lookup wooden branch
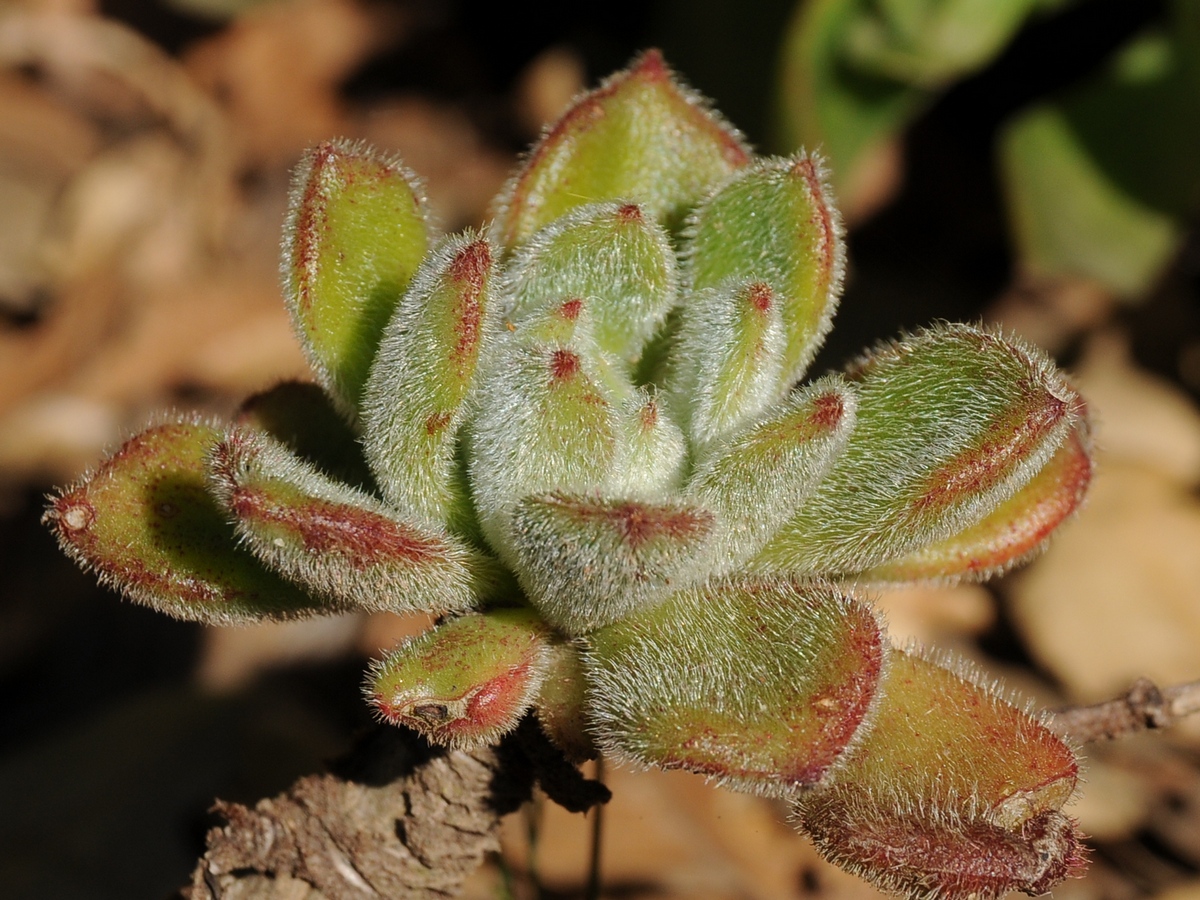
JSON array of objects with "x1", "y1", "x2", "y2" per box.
[
  {"x1": 182, "y1": 719, "x2": 609, "y2": 899},
  {"x1": 1050, "y1": 677, "x2": 1200, "y2": 744}
]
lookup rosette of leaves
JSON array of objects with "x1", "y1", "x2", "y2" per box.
[{"x1": 46, "y1": 50, "x2": 1094, "y2": 900}]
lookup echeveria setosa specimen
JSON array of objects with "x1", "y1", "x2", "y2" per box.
[{"x1": 46, "y1": 50, "x2": 1092, "y2": 900}]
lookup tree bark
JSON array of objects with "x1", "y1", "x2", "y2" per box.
[{"x1": 182, "y1": 720, "x2": 608, "y2": 899}]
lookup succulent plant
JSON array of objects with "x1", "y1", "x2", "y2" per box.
[{"x1": 45, "y1": 50, "x2": 1095, "y2": 900}]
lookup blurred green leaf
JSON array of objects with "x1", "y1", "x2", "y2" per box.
[
  {"x1": 776, "y1": 0, "x2": 921, "y2": 204},
  {"x1": 775, "y1": 0, "x2": 1055, "y2": 207},
  {"x1": 1000, "y1": 13, "x2": 1200, "y2": 296}
]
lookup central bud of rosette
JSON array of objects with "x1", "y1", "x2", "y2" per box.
[{"x1": 45, "y1": 50, "x2": 1093, "y2": 900}]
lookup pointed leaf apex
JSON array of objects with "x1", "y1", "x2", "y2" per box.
[
  {"x1": 495, "y1": 50, "x2": 751, "y2": 247},
  {"x1": 746, "y1": 281, "x2": 774, "y2": 313},
  {"x1": 616, "y1": 202, "x2": 645, "y2": 222},
  {"x1": 550, "y1": 348, "x2": 582, "y2": 381}
]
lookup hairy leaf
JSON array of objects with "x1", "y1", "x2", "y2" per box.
[
  {"x1": 684, "y1": 154, "x2": 845, "y2": 387},
  {"x1": 366, "y1": 608, "x2": 550, "y2": 748},
  {"x1": 468, "y1": 307, "x2": 621, "y2": 560},
  {"x1": 669, "y1": 280, "x2": 789, "y2": 447},
  {"x1": 535, "y1": 641, "x2": 596, "y2": 762},
  {"x1": 362, "y1": 234, "x2": 496, "y2": 526},
  {"x1": 503, "y1": 201, "x2": 678, "y2": 366},
  {"x1": 209, "y1": 428, "x2": 491, "y2": 614},
  {"x1": 282, "y1": 140, "x2": 431, "y2": 412},
  {"x1": 689, "y1": 377, "x2": 856, "y2": 571},
  {"x1": 587, "y1": 577, "x2": 885, "y2": 797},
  {"x1": 494, "y1": 49, "x2": 750, "y2": 247},
  {"x1": 796, "y1": 649, "x2": 1084, "y2": 900},
  {"x1": 512, "y1": 492, "x2": 716, "y2": 635},
  {"x1": 863, "y1": 421, "x2": 1093, "y2": 585},
  {"x1": 755, "y1": 325, "x2": 1084, "y2": 576},
  {"x1": 44, "y1": 420, "x2": 324, "y2": 624}
]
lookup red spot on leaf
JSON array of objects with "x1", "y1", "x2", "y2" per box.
[
  {"x1": 809, "y1": 391, "x2": 845, "y2": 430},
  {"x1": 559, "y1": 298, "x2": 583, "y2": 321},
  {"x1": 616, "y1": 203, "x2": 644, "y2": 223},
  {"x1": 425, "y1": 410, "x2": 453, "y2": 435},
  {"x1": 745, "y1": 281, "x2": 773, "y2": 313},
  {"x1": 631, "y1": 48, "x2": 669, "y2": 81},
  {"x1": 449, "y1": 238, "x2": 492, "y2": 289},
  {"x1": 550, "y1": 349, "x2": 581, "y2": 381},
  {"x1": 640, "y1": 398, "x2": 659, "y2": 430},
  {"x1": 448, "y1": 240, "x2": 491, "y2": 372}
]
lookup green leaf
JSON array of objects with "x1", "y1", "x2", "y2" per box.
[
  {"x1": 468, "y1": 306, "x2": 621, "y2": 561},
  {"x1": 796, "y1": 649, "x2": 1084, "y2": 900},
  {"x1": 841, "y1": 0, "x2": 1052, "y2": 88},
  {"x1": 689, "y1": 377, "x2": 856, "y2": 571},
  {"x1": 586, "y1": 576, "x2": 886, "y2": 798},
  {"x1": 534, "y1": 640, "x2": 595, "y2": 762},
  {"x1": 511, "y1": 493, "x2": 716, "y2": 635},
  {"x1": 775, "y1": 0, "x2": 923, "y2": 207},
  {"x1": 754, "y1": 325, "x2": 1084, "y2": 577},
  {"x1": 44, "y1": 420, "x2": 325, "y2": 624},
  {"x1": 504, "y1": 201, "x2": 678, "y2": 366},
  {"x1": 209, "y1": 427, "x2": 493, "y2": 614},
  {"x1": 494, "y1": 49, "x2": 750, "y2": 247},
  {"x1": 282, "y1": 140, "x2": 431, "y2": 412},
  {"x1": 683, "y1": 154, "x2": 845, "y2": 388},
  {"x1": 669, "y1": 280, "x2": 789, "y2": 447},
  {"x1": 605, "y1": 385, "x2": 688, "y2": 498},
  {"x1": 862, "y1": 422, "x2": 1092, "y2": 585},
  {"x1": 366, "y1": 608, "x2": 549, "y2": 748},
  {"x1": 1000, "y1": 20, "x2": 1200, "y2": 297},
  {"x1": 361, "y1": 234, "x2": 496, "y2": 526}
]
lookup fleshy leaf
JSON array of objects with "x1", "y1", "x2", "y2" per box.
[
  {"x1": 512, "y1": 492, "x2": 716, "y2": 635},
  {"x1": 282, "y1": 139, "x2": 431, "y2": 412},
  {"x1": 689, "y1": 377, "x2": 856, "y2": 571},
  {"x1": 209, "y1": 428, "x2": 489, "y2": 614},
  {"x1": 366, "y1": 608, "x2": 549, "y2": 748},
  {"x1": 604, "y1": 386, "x2": 687, "y2": 499},
  {"x1": 586, "y1": 577, "x2": 885, "y2": 798},
  {"x1": 669, "y1": 280, "x2": 788, "y2": 447},
  {"x1": 503, "y1": 201, "x2": 678, "y2": 366},
  {"x1": 468, "y1": 308, "x2": 620, "y2": 560},
  {"x1": 796, "y1": 649, "x2": 1084, "y2": 900},
  {"x1": 863, "y1": 422, "x2": 1093, "y2": 585},
  {"x1": 754, "y1": 325, "x2": 1084, "y2": 577},
  {"x1": 43, "y1": 420, "x2": 324, "y2": 624},
  {"x1": 535, "y1": 640, "x2": 596, "y2": 762},
  {"x1": 235, "y1": 380, "x2": 375, "y2": 491},
  {"x1": 362, "y1": 234, "x2": 495, "y2": 525},
  {"x1": 684, "y1": 154, "x2": 845, "y2": 386},
  {"x1": 494, "y1": 49, "x2": 750, "y2": 247}
]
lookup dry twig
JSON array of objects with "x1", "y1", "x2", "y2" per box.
[
  {"x1": 1051, "y1": 677, "x2": 1200, "y2": 744},
  {"x1": 182, "y1": 719, "x2": 608, "y2": 900}
]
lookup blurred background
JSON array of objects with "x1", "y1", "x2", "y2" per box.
[{"x1": 1, "y1": 0, "x2": 1199, "y2": 897}]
